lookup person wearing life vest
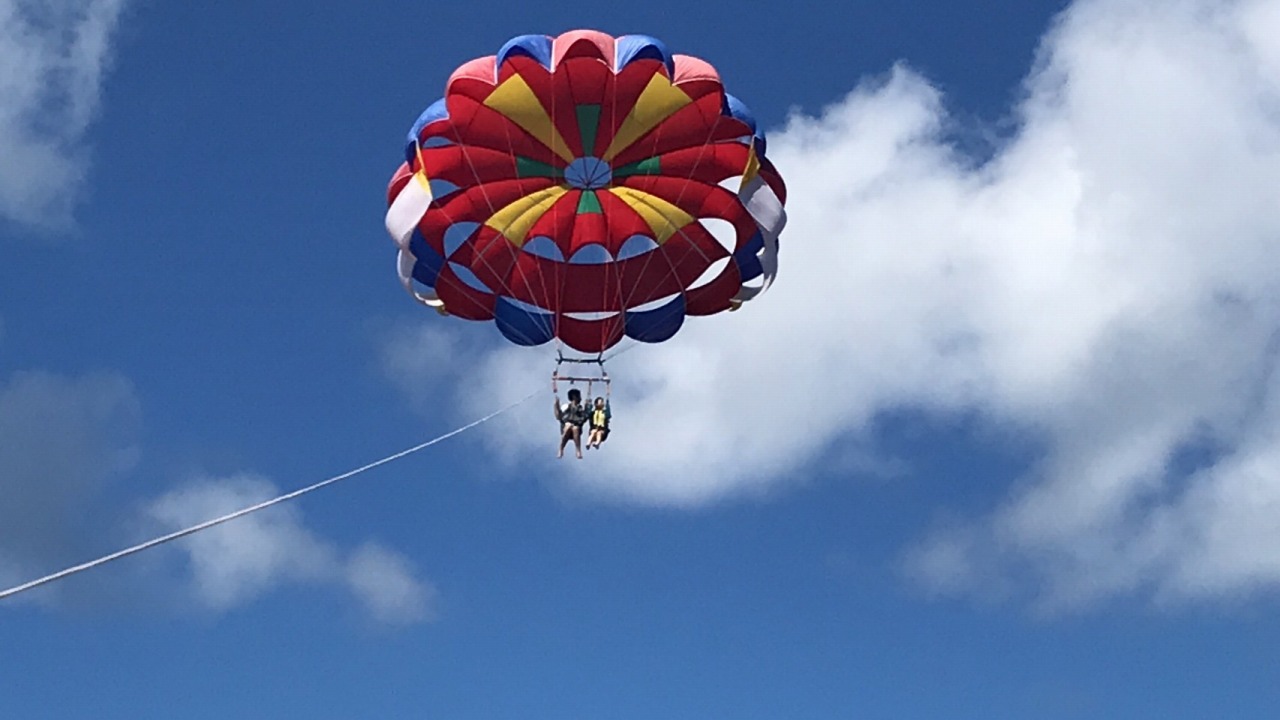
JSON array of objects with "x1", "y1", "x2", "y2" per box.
[
  {"x1": 554, "y1": 388, "x2": 589, "y2": 459},
  {"x1": 587, "y1": 389, "x2": 611, "y2": 450}
]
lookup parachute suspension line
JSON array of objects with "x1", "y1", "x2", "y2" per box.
[
  {"x1": 518, "y1": 78, "x2": 568, "y2": 345},
  {"x1": 611, "y1": 219, "x2": 714, "y2": 355},
  {"x1": 448, "y1": 131, "x2": 514, "y2": 318},
  {"x1": 614, "y1": 105, "x2": 724, "y2": 329},
  {"x1": 566, "y1": 70, "x2": 746, "y2": 361},
  {"x1": 0, "y1": 389, "x2": 541, "y2": 602},
  {"x1": 445, "y1": 113, "x2": 548, "y2": 347},
  {"x1": 538, "y1": 68, "x2": 563, "y2": 346},
  {"x1": 601, "y1": 337, "x2": 641, "y2": 364},
  {"x1": 552, "y1": 347, "x2": 609, "y2": 396},
  {"x1": 472, "y1": 98, "x2": 557, "y2": 349},
  {"x1": 600, "y1": 235, "x2": 612, "y2": 351},
  {"x1": 411, "y1": 124, "x2": 553, "y2": 337},
  {"x1": 656, "y1": 111, "x2": 728, "y2": 311},
  {"x1": 405, "y1": 125, "x2": 511, "y2": 329}
]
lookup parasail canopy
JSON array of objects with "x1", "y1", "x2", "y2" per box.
[{"x1": 385, "y1": 30, "x2": 787, "y2": 353}]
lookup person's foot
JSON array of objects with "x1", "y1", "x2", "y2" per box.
[{"x1": 557, "y1": 450, "x2": 564, "y2": 458}]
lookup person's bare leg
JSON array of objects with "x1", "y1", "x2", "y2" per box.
[
  {"x1": 559, "y1": 424, "x2": 573, "y2": 458},
  {"x1": 572, "y1": 426, "x2": 583, "y2": 459}
]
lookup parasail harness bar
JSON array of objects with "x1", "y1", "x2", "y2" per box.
[{"x1": 552, "y1": 351, "x2": 610, "y2": 395}]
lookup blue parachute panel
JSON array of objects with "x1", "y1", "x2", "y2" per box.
[
  {"x1": 625, "y1": 295, "x2": 685, "y2": 343},
  {"x1": 497, "y1": 34, "x2": 554, "y2": 70},
  {"x1": 495, "y1": 296, "x2": 556, "y2": 346}
]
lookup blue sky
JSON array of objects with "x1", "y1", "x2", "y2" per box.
[{"x1": 4, "y1": 0, "x2": 1280, "y2": 718}]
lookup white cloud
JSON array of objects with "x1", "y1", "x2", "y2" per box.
[
  {"x1": 146, "y1": 475, "x2": 437, "y2": 624},
  {"x1": 393, "y1": 0, "x2": 1280, "y2": 608},
  {"x1": 347, "y1": 543, "x2": 437, "y2": 625},
  {"x1": 0, "y1": 0, "x2": 126, "y2": 228},
  {"x1": 0, "y1": 370, "x2": 140, "y2": 597},
  {"x1": 0, "y1": 373, "x2": 437, "y2": 622}
]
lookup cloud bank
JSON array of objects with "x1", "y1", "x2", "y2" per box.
[
  {"x1": 0, "y1": 379, "x2": 437, "y2": 625},
  {"x1": 0, "y1": 0, "x2": 126, "y2": 228},
  {"x1": 146, "y1": 475, "x2": 437, "y2": 625},
  {"x1": 391, "y1": 0, "x2": 1280, "y2": 609}
]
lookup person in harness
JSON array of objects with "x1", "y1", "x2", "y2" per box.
[
  {"x1": 554, "y1": 387, "x2": 589, "y2": 459},
  {"x1": 587, "y1": 389, "x2": 611, "y2": 450}
]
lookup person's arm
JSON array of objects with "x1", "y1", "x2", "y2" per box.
[{"x1": 554, "y1": 397, "x2": 562, "y2": 422}]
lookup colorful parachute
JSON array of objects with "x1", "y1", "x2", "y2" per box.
[{"x1": 385, "y1": 30, "x2": 787, "y2": 353}]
